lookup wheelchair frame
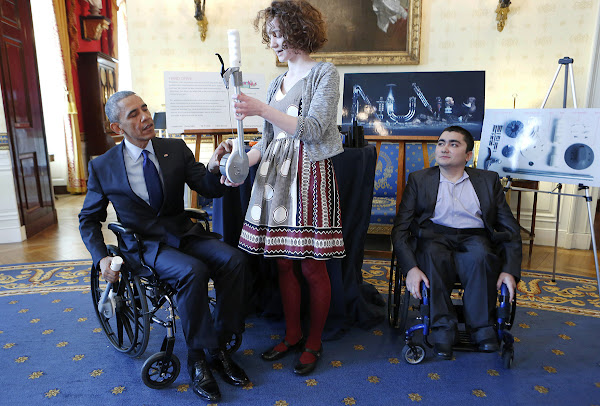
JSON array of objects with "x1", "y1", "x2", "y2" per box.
[
  {"x1": 387, "y1": 253, "x2": 517, "y2": 368},
  {"x1": 90, "y1": 208, "x2": 241, "y2": 389}
]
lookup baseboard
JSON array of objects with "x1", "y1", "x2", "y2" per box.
[
  {"x1": 0, "y1": 225, "x2": 26, "y2": 243},
  {"x1": 53, "y1": 185, "x2": 68, "y2": 195}
]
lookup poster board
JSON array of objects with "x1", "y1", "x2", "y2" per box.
[
  {"x1": 477, "y1": 109, "x2": 600, "y2": 187},
  {"x1": 164, "y1": 71, "x2": 265, "y2": 133},
  {"x1": 342, "y1": 71, "x2": 485, "y2": 139}
]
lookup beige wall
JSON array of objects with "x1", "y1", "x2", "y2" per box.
[{"x1": 127, "y1": 0, "x2": 600, "y2": 115}]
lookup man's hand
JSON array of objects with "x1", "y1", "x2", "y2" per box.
[
  {"x1": 496, "y1": 272, "x2": 517, "y2": 302},
  {"x1": 405, "y1": 266, "x2": 430, "y2": 300},
  {"x1": 99, "y1": 256, "x2": 120, "y2": 283},
  {"x1": 208, "y1": 139, "x2": 234, "y2": 175}
]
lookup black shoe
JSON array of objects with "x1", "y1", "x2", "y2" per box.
[
  {"x1": 188, "y1": 359, "x2": 221, "y2": 402},
  {"x1": 209, "y1": 349, "x2": 250, "y2": 387},
  {"x1": 293, "y1": 345, "x2": 322, "y2": 376},
  {"x1": 261, "y1": 337, "x2": 305, "y2": 361},
  {"x1": 433, "y1": 343, "x2": 453, "y2": 360},
  {"x1": 478, "y1": 338, "x2": 500, "y2": 352}
]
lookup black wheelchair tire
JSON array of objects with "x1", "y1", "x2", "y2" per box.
[
  {"x1": 388, "y1": 258, "x2": 411, "y2": 332},
  {"x1": 141, "y1": 351, "x2": 181, "y2": 389},
  {"x1": 502, "y1": 347, "x2": 514, "y2": 369},
  {"x1": 402, "y1": 344, "x2": 426, "y2": 365},
  {"x1": 90, "y1": 245, "x2": 150, "y2": 358}
]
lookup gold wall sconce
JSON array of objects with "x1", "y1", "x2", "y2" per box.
[
  {"x1": 195, "y1": 0, "x2": 208, "y2": 42},
  {"x1": 496, "y1": 0, "x2": 511, "y2": 32}
]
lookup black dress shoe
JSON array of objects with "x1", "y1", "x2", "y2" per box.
[
  {"x1": 261, "y1": 337, "x2": 305, "y2": 361},
  {"x1": 293, "y1": 345, "x2": 322, "y2": 376},
  {"x1": 433, "y1": 343, "x2": 453, "y2": 360},
  {"x1": 209, "y1": 349, "x2": 250, "y2": 386},
  {"x1": 188, "y1": 359, "x2": 221, "y2": 402},
  {"x1": 478, "y1": 338, "x2": 500, "y2": 352}
]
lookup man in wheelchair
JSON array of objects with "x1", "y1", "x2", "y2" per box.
[
  {"x1": 391, "y1": 126, "x2": 521, "y2": 360},
  {"x1": 79, "y1": 91, "x2": 250, "y2": 401}
]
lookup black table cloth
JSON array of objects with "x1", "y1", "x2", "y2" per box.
[{"x1": 212, "y1": 145, "x2": 385, "y2": 339}]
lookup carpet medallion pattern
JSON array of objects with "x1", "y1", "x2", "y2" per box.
[{"x1": 1, "y1": 259, "x2": 599, "y2": 405}]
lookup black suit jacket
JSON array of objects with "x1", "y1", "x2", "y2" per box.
[
  {"x1": 391, "y1": 166, "x2": 522, "y2": 280},
  {"x1": 79, "y1": 137, "x2": 226, "y2": 267}
]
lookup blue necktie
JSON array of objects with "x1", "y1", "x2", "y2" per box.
[{"x1": 141, "y1": 150, "x2": 163, "y2": 212}]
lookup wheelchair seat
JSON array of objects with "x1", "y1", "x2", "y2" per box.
[
  {"x1": 90, "y1": 208, "x2": 241, "y2": 389},
  {"x1": 387, "y1": 252, "x2": 517, "y2": 368}
]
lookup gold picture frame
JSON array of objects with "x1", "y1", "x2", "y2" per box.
[{"x1": 277, "y1": 0, "x2": 422, "y2": 66}]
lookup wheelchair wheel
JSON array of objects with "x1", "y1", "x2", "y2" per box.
[
  {"x1": 502, "y1": 347, "x2": 514, "y2": 369},
  {"x1": 90, "y1": 245, "x2": 150, "y2": 358},
  {"x1": 141, "y1": 351, "x2": 181, "y2": 389},
  {"x1": 388, "y1": 261, "x2": 411, "y2": 332},
  {"x1": 402, "y1": 344, "x2": 426, "y2": 365}
]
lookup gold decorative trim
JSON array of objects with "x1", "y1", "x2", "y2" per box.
[{"x1": 368, "y1": 224, "x2": 393, "y2": 235}]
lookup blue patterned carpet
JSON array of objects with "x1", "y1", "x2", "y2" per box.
[{"x1": 1, "y1": 259, "x2": 599, "y2": 405}]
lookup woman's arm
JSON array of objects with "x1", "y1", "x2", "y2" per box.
[{"x1": 292, "y1": 65, "x2": 339, "y2": 144}]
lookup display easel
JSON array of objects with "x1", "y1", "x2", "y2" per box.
[{"x1": 504, "y1": 57, "x2": 600, "y2": 297}]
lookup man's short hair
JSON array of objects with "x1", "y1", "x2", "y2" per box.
[
  {"x1": 442, "y1": 125, "x2": 474, "y2": 153},
  {"x1": 105, "y1": 90, "x2": 136, "y2": 124}
]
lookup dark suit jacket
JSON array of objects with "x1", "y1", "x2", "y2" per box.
[
  {"x1": 391, "y1": 166, "x2": 522, "y2": 280},
  {"x1": 79, "y1": 137, "x2": 226, "y2": 268}
]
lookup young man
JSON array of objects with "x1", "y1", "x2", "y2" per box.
[
  {"x1": 79, "y1": 91, "x2": 249, "y2": 402},
  {"x1": 391, "y1": 125, "x2": 521, "y2": 359}
]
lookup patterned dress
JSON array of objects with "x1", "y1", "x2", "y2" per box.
[{"x1": 238, "y1": 80, "x2": 345, "y2": 259}]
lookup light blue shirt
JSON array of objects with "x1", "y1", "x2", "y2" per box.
[
  {"x1": 431, "y1": 171, "x2": 484, "y2": 229},
  {"x1": 122, "y1": 139, "x2": 164, "y2": 206}
]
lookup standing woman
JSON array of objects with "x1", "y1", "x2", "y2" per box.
[{"x1": 231, "y1": 0, "x2": 345, "y2": 375}]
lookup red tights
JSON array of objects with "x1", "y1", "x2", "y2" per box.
[{"x1": 274, "y1": 258, "x2": 331, "y2": 364}]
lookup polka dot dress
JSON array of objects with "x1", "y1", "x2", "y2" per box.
[{"x1": 238, "y1": 80, "x2": 345, "y2": 259}]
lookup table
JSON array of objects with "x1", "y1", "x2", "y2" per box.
[{"x1": 212, "y1": 145, "x2": 385, "y2": 339}]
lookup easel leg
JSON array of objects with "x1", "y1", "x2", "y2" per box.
[
  {"x1": 583, "y1": 187, "x2": 600, "y2": 298},
  {"x1": 552, "y1": 184, "x2": 562, "y2": 282}
]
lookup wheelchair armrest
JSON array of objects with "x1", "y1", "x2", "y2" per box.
[
  {"x1": 108, "y1": 222, "x2": 135, "y2": 235},
  {"x1": 184, "y1": 207, "x2": 209, "y2": 221}
]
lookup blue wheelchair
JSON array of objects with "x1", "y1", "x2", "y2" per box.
[
  {"x1": 90, "y1": 209, "x2": 241, "y2": 389},
  {"x1": 388, "y1": 254, "x2": 517, "y2": 368}
]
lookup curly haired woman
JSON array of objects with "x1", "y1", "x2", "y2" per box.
[{"x1": 229, "y1": 0, "x2": 345, "y2": 375}]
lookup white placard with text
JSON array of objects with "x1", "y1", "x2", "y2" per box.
[{"x1": 164, "y1": 71, "x2": 266, "y2": 133}]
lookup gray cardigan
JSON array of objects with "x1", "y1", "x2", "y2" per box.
[{"x1": 253, "y1": 62, "x2": 344, "y2": 162}]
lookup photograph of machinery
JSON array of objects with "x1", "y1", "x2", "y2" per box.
[
  {"x1": 341, "y1": 71, "x2": 485, "y2": 138},
  {"x1": 478, "y1": 108, "x2": 600, "y2": 187}
]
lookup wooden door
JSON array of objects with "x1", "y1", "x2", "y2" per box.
[{"x1": 0, "y1": 0, "x2": 56, "y2": 237}]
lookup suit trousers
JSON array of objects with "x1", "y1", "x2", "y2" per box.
[
  {"x1": 152, "y1": 237, "x2": 248, "y2": 351},
  {"x1": 416, "y1": 225, "x2": 499, "y2": 345}
]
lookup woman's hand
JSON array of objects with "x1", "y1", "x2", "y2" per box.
[{"x1": 233, "y1": 92, "x2": 265, "y2": 120}]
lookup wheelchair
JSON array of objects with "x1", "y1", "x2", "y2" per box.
[
  {"x1": 387, "y1": 253, "x2": 517, "y2": 368},
  {"x1": 90, "y1": 208, "x2": 241, "y2": 389}
]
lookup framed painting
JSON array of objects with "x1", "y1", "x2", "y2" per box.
[{"x1": 277, "y1": 0, "x2": 422, "y2": 66}]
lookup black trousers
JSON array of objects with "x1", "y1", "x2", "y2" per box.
[
  {"x1": 151, "y1": 237, "x2": 248, "y2": 351},
  {"x1": 416, "y1": 224, "x2": 499, "y2": 345}
]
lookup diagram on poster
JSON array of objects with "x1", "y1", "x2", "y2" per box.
[{"x1": 477, "y1": 109, "x2": 600, "y2": 187}]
